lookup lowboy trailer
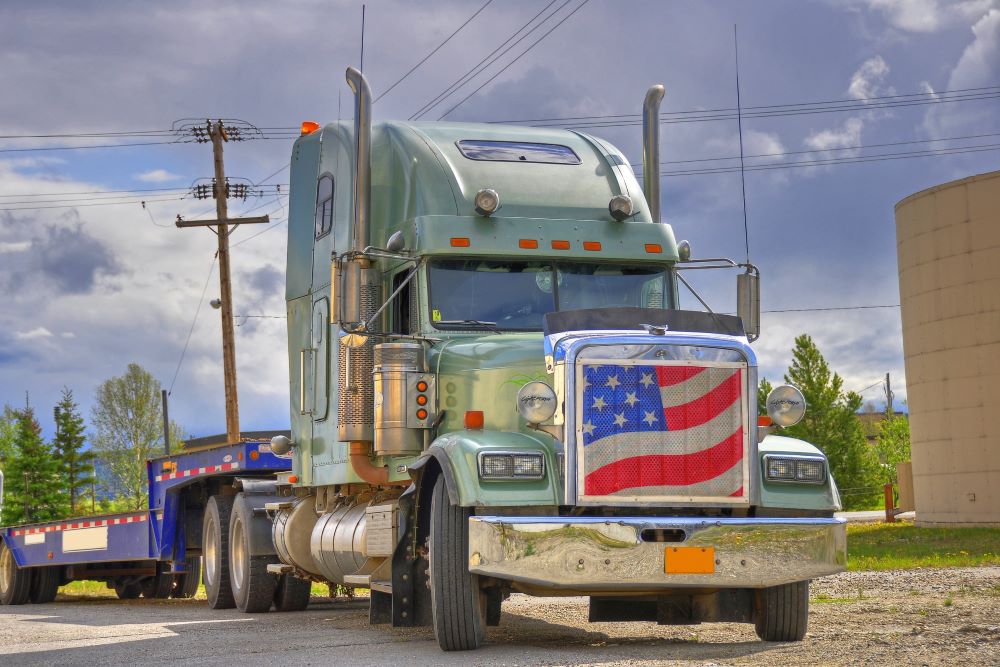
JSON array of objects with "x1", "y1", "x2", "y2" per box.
[{"x1": 0, "y1": 434, "x2": 302, "y2": 608}]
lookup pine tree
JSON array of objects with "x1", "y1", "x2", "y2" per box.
[
  {"x1": 53, "y1": 387, "x2": 96, "y2": 515},
  {"x1": 779, "y1": 335, "x2": 882, "y2": 510},
  {"x1": 5, "y1": 407, "x2": 67, "y2": 524}
]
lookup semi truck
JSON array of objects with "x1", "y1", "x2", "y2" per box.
[{"x1": 1, "y1": 66, "x2": 846, "y2": 652}]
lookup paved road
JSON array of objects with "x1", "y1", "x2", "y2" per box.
[{"x1": 1, "y1": 566, "x2": 997, "y2": 666}]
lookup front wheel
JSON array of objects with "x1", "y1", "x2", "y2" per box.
[
  {"x1": 754, "y1": 580, "x2": 809, "y2": 642},
  {"x1": 429, "y1": 476, "x2": 486, "y2": 651},
  {"x1": 0, "y1": 542, "x2": 31, "y2": 605}
]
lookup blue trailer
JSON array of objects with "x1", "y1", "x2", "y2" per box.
[{"x1": 0, "y1": 433, "x2": 306, "y2": 610}]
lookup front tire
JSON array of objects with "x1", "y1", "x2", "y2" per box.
[
  {"x1": 0, "y1": 542, "x2": 32, "y2": 605},
  {"x1": 754, "y1": 580, "x2": 809, "y2": 642},
  {"x1": 429, "y1": 476, "x2": 486, "y2": 651},
  {"x1": 204, "y1": 495, "x2": 236, "y2": 609},
  {"x1": 229, "y1": 494, "x2": 278, "y2": 613}
]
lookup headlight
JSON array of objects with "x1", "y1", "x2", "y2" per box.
[
  {"x1": 474, "y1": 188, "x2": 500, "y2": 216},
  {"x1": 764, "y1": 455, "x2": 826, "y2": 484},
  {"x1": 479, "y1": 452, "x2": 545, "y2": 479},
  {"x1": 766, "y1": 385, "x2": 806, "y2": 427},
  {"x1": 516, "y1": 381, "x2": 557, "y2": 424}
]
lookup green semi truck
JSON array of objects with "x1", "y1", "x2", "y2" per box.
[{"x1": 248, "y1": 67, "x2": 846, "y2": 651}]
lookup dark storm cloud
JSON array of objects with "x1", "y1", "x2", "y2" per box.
[
  {"x1": 244, "y1": 264, "x2": 283, "y2": 296},
  {"x1": 2, "y1": 216, "x2": 121, "y2": 294}
]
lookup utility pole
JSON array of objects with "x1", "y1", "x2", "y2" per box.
[
  {"x1": 884, "y1": 372, "x2": 894, "y2": 418},
  {"x1": 176, "y1": 120, "x2": 268, "y2": 445}
]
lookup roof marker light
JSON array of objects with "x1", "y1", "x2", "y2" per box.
[
  {"x1": 645, "y1": 243, "x2": 662, "y2": 254},
  {"x1": 519, "y1": 239, "x2": 538, "y2": 249},
  {"x1": 450, "y1": 237, "x2": 471, "y2": 247},
  {"x1": 551, "y1": 240, "x2": 570, "y2": 250},
  {"x1": 300, "y1": 121, "x2": 321, "y2": 136},
  {"x1": 583, "y1": 241, "x2": 602, "y2": 251}
]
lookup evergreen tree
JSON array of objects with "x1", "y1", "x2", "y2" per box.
[
  {"x1": 4, "y1": 407, "x2": 66, "y2": 524},
  {"x1": 757, "y1": 378, "x2": 774, "y2": 416},
  {"x1": 53, "y1": 387, "x2": 96, "y2": 515},
  {"x1": 779, "y1": 335, "x2": 881, "y2": 510},
  {"x1": 0, "y1": 405, "x2": 17, "y2": 470},
  {"x1": 874, "y1": 415, "x2": 910, "y2": 486}
]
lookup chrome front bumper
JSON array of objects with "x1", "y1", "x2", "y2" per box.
[{"x1": 468, "y1": 516, "x2": 846, "y2": 591}]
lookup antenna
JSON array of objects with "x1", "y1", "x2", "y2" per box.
[
  {"x1": 360, "y1": 4, "x2": 366, "y2": 75},
  {"x1": 734, "y1": 24, "x2": 750, "y2": 264}
]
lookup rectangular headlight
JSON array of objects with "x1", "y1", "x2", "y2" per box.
[
  {"x1": 765, "y1": 456, "x2": 826, "y2": 484},
  {"x1": 795, "y1": 460, "x2": 825, "y2": 482},
  {"x1": 479, "y1": 452, "x2": 545, "y2": 479},
  {"x1": 766, "y1": 458, "x2": 795, "y2": 480}
]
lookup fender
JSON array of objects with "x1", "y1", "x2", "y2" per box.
[
  {"x1": 232, "y1": 491, "x2": 282, "y2": 557},
  {"x1": 410, "y1": 430, "x2": 560, "y2": 507},
  {"x1": 758, "y1": 434, "x2": 841, "y2": 512}
]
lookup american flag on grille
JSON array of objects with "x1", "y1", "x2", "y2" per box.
[{"x1": 580, "y1": 363, "x2": 746, "y2": 500}]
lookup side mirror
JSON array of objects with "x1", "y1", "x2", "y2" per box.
[
  {"x1": 385, "y1": 230, "x2": 405, "y2": 253},
  {"x1": 737, "y1": 270, "x2": 760, "y2": 342}
]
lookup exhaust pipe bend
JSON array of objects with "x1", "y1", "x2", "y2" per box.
[
  {"x1": 349, "y1": 442, "x2": 409, "y2": 486},
  {"x1": 642, "y1": 84, "x2": 665, "y2": 224}
]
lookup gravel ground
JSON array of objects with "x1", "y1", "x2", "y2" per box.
[{"x1": 0, "y1": 567, "x2": 996, "y2": 666}]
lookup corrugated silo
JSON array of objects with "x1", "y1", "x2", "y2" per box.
[{"x1": 895, "y1": 169, "x2": 1000, "y2": 526}]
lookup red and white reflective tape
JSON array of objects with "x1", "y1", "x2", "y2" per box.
[
  {"x1": 154, "y1": 461, "x2": 239, "y2": 482},
  {"x1": 10, "y1": 513, "x2": 148, "y2": 537}
]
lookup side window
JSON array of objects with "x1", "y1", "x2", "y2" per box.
[
  {"x1": 391, "y1": 270, "x2": 412, "y2": 334},
  {"x1": 315, "y1": 174, "x2": 334, "y2": 239}
]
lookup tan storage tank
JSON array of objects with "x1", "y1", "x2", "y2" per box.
[{"x1": 895, "y1": 169, "x2": 1000, "y2": 526}]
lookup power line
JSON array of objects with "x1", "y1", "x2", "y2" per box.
[
  {"x1": 763, "y1": 304, "x2": 900, "y2": 314},
  {"x1": 375, "y1": 0, "x2": 495, "y2": 104},
  {"x1": 0, "y1": 195, "x2": 186, "y2": 212},
  {"x1": 438, "y1": 0, "x2": 591, "y2": 120},
  {"x1": 408, "y1": 0, "x2": 562, "y2": 120},
  {"x1": 168, "y1": 256, "x2": 217, "y2": 396},
  {"x1": 0, "y1": 139, "x2": 190, "y2": 153}
]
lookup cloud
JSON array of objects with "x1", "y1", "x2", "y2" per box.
[
  {"x1": 134, "y1": 169, "x2": 181, "y2": 183},
  {"x1": 847, "y1": 56, "x2": 892, "y2": 99},
  {"x1": 866, "y1": 0, "x2": 998, "y2": 33},
  {"x1": 805, "y1": 117, "x2": 864, "y2": 152},
  {"x1": 15, "y1": 327, "x2": 53, "y2": 340},
  {"x1": 0, "y1": 240, "x2": 31, "y2": 253},
  {"x1": 924, "y1": 9, "x2": 1000, "y2": 136}
]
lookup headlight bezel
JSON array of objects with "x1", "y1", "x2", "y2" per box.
[
  {"x1": 478, "y1": 450, "x2": 546, "y2": 480},
  {"x1": 763, "y1": 454, "x2": 827, "y2": 484},
  {"x1": 766, "y1": 385, "x2": 807, "y2": 427}
]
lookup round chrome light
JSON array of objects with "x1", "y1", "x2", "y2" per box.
[
  {"x1": 766, "y1": 385, "x2": 807, "y2": 427},
  {"x1": 516, "y1": 381, "x2": 557, "y2": 424},
  {"x1": 677, "y1": 239, "x2": 691, "y2": 261},
  {"x1": 474, "y1": 188, "x2": 500, "y2": 216},
  {"x1": 608, "y1": 194, "x2": 634, "y2": 222}
]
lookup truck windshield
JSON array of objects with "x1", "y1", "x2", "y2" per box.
[{"x1": 428, "y1": 259, "x2": 671, "y2": 330}]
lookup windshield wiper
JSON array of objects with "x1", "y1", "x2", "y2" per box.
[{"x1": 436, "y1": 319, "x2": 500, "y2": 332}]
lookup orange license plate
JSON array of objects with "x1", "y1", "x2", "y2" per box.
[{"x1": 664, "y1": 546, "x2": 716, "y2": 574}]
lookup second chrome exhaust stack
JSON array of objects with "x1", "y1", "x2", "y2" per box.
[{"x1": 642, "y1": 84, "x2": 665, "y2": 223}]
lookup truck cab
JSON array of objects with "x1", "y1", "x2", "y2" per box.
[{"x1": 272, "y1": 68, "x2": 846, "y2": 651}]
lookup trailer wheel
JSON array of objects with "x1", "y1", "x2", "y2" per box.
[
  {"x1": 172, "y1": 556, "x2": 201, "y2": 599},
  {"x1": 429, "y1": 475, "x2": 486, "y2": 651},
  {"x1": 754, "y1": 580, "x2": 809, "y2": 642},
  {"x1": 204, "y1": 495, "x2": 236, "y2": 609},
  {"x1": 0, "y1": 542, "x2": 31, "y2": 606},
  {"x1": 114, "y1": 580, "x2": 142, "y2": 600},
  {"x1": 273, "y1": 574, "x2": 311, "y2": 612},
  {"x1": 140, "y1": 566, "x2": 174, "y2": 599},
  {"x1": 229, "y1": 494, "x2": 278, "y2": 613},
  {"x1": 29, "y1": 566, "x2": 60, "y2": 604}
]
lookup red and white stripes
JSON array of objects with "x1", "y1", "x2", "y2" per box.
[
  {"x1": 10, "y1": 513, "x2": 147, "y2": 537},
  {"x1": 154, "y1": 461, "x2": 239, "y2": 482}
]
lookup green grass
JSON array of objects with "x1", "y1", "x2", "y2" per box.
[
  {"x1": 59, "y1": 579, "x2": 353, "y2": 600},
  {"x1": 848, "y1": 523, "x2": 1000, "y2": 571}
]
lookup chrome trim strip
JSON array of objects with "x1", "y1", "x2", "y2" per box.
[{"x1": 469, "y1": 516, "x2": 846, "y2": 591}]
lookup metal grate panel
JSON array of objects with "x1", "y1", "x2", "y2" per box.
[
  {"x1": 337, "y1": 280, "x2": 379, "y2": 442},
  {"x1": 577, "y1": 361, "x2": 748, "y2": 504}
]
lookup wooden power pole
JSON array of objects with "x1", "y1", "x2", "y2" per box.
[{"x1": 176, "y1": 120, "x2": 269, "y2": 445}]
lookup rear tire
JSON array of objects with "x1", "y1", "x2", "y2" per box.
[
  {"x1": 29, "y1": 567, "x2": 60, "y2": 604},
  {"x1": 0, "y1": 542, "x2": 32, "y2": 606},
  {"x1": 755, "y1": 580, "x2": 809, "y2": 642},
  {"x1": 229, "y1": 494, "x2": 278, "y2": 613},
  {"x1": 429, "y1": 475, "x2": 486, "y2": 651},
  {"x1": 140, "y1": 565, "x2": 174, "y2": 599},
  {"x1": 273, "y1": 574, "x2": 311, "y2": 612},
  {"x1": 204, "y1": 495, "x2": 236, "y2": 609},
  {"x1": 172, "y1": 556, "x2": 201, "y2": 599}
]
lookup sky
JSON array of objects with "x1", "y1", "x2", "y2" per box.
[{"x1": 1, "y1": 0, "x2": 999, "y2": 439}]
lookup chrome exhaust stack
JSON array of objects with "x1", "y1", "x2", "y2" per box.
[{"x1": 642, "y1": 84, "x2": 665, "y2": 223}]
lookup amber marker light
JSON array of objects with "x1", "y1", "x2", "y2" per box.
[
  {"x1": 551, "y1": 240, "x2": 570, "y2": 250},
  {"x1": 250, "y1": 449, "x2": 260, "y2": 461},
  {"x1": 416, "y1": 380, "x2": 428, "y2": 392},
  {"x1": 519, "y1": 239, "x2": 538, "y2": 249},
  {"x1": 464, "y1": 410, "x2": 485, "y2": 430},
  {"x1": 758, "y1": 415, "x2": 773, "y2": 427},
  {"x1": 416, "y1": 408, "x2": 428, "y2": 420},
  {"x1": 300, "y1": 121, "x2": 321, "y2": 135},
  {"x1": 583, "y1": 241, "x2": 602, "y2": 251},
  {"x1": 288, "y1": 475, "x2": 299, "y2": 483},
  {"x1": 416, "y1": 394, "x2": 428, "y2": 406},
  {"x1": 645, "y1": 243, "x2": 663, "y2": 254},
  {"x1": 450, "y1": 237, "x2": 471, "y2": 247}
]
